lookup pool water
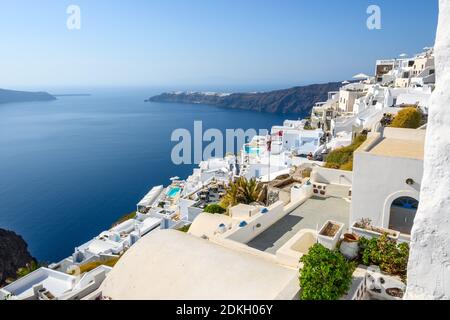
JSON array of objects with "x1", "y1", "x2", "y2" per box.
[
  {"x1": 167, "y1": 187, "x2": 181, "y2": 198},
  {"x1": 244, "y1": 146, "x2": 263, "y2": 155}
]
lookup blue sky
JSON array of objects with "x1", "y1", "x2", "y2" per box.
[{"x1": 0, "y1": 0, "x2": 438, "y2": 90}]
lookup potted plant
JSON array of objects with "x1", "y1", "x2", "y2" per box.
[
  {"x1": 339, "y1": 233, "x2": 359, "y2": 260},
  {"x1": 351, "y1": 218, "x2": 400, "y2": 241},
  {"x1": 299, "y1": 244, "x2": 354, "y2": 300},
  {"x1": 359, "y1": 235, "x2": 409, "y2": 283},
  {"x1": 317, "y1": 220, "x2": 345, "y2": 250}
]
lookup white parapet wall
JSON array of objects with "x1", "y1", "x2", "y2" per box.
[
  {"x1": 406, "y1": 0, "x2": 450, "y2": 300},
  {"x1": 226, "y1": 201, "x2": 286, "y2": 244},
  {"x1": 311, "y1": 167, "x2": 353, "y2": 187}
]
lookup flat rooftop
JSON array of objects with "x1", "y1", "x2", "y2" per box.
[
  {"x1": 358, "y1": 128, "x2": 426, "y2": 160},
  {"x1": 100, "y1": 230, "x2": 299, "y2": 300},
  {"x1": 367, "y1": 138, "x2": 424, "y2": 160},
  {"x1": 247, "y1": 194, "x2": 350, "y2": 254},
  {"x1": 3, "y1": 268, "x2": 75, "y2": 299}
]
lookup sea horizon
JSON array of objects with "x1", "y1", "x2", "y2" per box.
[{"x1": 1, "y1": 81, "x2": 332, "y2": 96}]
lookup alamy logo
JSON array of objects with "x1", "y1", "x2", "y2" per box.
[
  {"x1": 367, "y1": 5, "x2": 381, "y2": 30},
  {"x1": 171, "y1": 121, "x2": 268, "y2": 165},
  {"x1": 67, "y1": 5, "x2": 81, "y2": 30}
]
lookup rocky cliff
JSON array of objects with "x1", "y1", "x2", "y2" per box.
[
  {"x1": 0, "y1": 88, "x2": 56, "y2": 104},
  {"x1": 148, "y1": 82, "x2": 342, "y2": 115},
  {"x1": 0, "y1": 229, "x2": 35, "y2": 286}
]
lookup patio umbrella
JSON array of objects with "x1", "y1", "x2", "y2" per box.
[
  {"x1": 170, "y1": 176, "x2": 180, "y2": 181},
  {"x1": 342, "y1": 80, "x2": 350, "y2": 85},
  {"x1": 399, "y1": 53, "x2": 408, "y2": 58},
  {"x1": 352, "y1": 73, "x2": 370, "y2": 80}
]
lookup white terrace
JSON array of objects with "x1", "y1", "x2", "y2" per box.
[
  {"x1": 52, "y1": 214, "x2": 161, "y2": 271},
  {"x1": 93, "y1": 166, "x2": 354, "y2": 300},
  {"x1": 189, "y1": 166, "x2": 352, "y2": 270},
  {"x1": 0, "y1": 266, "x2": 111, "y2": 300}
]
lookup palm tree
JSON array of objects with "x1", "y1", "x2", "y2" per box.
[
  {"x1": 237, "y1": 177, "x2": 262, "y2": 204},
  {"x1": 220, "y1": 177, "x2": 264, "y2": 208},
  {"x1": 220, "y1": 179, "x2": 240, "y2": 208}
]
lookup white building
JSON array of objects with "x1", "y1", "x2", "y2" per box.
[
  {"x1": 350, "y1": 128, "x2": 425, "y2": 242},
  {"x1": 271, "y1": 120, "x2": 324, "y2": 156},
  {"x1": 376, "y1": 48, "x2": 435, "y2": 88},
  {"x1": 310, "y1": 94, "x2": 339, "y2": 131},
  {"x1": 52, "y1": 214, "x2": 161, "y2": 271},
  {"x1": 325, "y1": 48, "x2": 434, "y2": 141},
  {"x1": 183, "y1": 156, "x2": 237, "y2": 195},
  {"x1": 330, "y1": 83, "x2": 432, "y2": 139},
  {"x1": 136, "y1": 185, "x2": 164, "y2": 213},
  {"x1": 239, "y1": 135, "x2": 292, "y2": 181},
  {"x1": 338, "y1": 83, "x2": 367, "y2": 114},
  {"x1": 0, "y1": 266, "x2": 111, "y2": 300}
]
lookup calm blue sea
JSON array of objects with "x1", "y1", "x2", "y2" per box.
[{"x1": 0, "y1": 88, "x2": 296, "y2": 262}]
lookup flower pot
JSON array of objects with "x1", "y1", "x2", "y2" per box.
[
  {"x1": 339, "y1": 233, "x2": 359, "y2": 260},
  {"x1": 350, "y1": 222, "x2": 400, "y2": 241},
  {"x1": 317, "y1": 220, "x2": 345, "y2": 250}
]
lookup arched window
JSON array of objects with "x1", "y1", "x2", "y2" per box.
[{"x1": 389, "y1": 197, "x2": 419, "y2": 235}]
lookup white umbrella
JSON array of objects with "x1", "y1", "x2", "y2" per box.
[
  {"x1": 399, "y1": 53, "x2": 408, "y2": 58},
  {"x1": 170, "y1": 176, "x2": 180, "y2": 181},
  {"x1": 342, "y1": 80, "x2": 350, "y2": 84},
  {"x1": 352, "y1": 73, "x2": 370, "y2": 80}
]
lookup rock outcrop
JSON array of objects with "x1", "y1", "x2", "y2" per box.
[
  {"x1": 0, "y1": 88, "x2": 56, "y2": 104},
  {"x1": 0, "y1": 229, "x2": 35, "y2": 286},
  {"x1": 148, "y1": 82, "x2": 343, "y2": 115},
  {"x1": 406, "y1": 0, "x2": 450, "y2": 300}
]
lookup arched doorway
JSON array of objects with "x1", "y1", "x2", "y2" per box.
[{"x1": 388, "y1": 197, "x2": 419, "y2": 235}]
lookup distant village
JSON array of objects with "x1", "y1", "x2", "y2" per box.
[{"x1": 1, "y1": 47, "x2": 434, "y2": 300}]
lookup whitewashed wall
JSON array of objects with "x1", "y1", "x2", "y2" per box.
[
  {"x1": 311, "y1": 167, "x2": 353, "y2": 187},
  {"x1": 406, "y1": 0, "x2": 450, "y2": 300},
  {"x1": 226, "y1": 201, "x2": 286, "y2": 244},
  {"x1": 350, "y1": 152, "x2": 423, "y2": 228}
]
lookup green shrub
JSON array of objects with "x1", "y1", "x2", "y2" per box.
[
  {"x1": 77, "y1": 257, "x2": 120, "y2": 274},
  {"x1": 204, "y1": 204, "x2": 226, "y2": 214},
  {"x1": 178, "y1": 224, "x2": 191, "y2": 233},
  {"x1": 158, "y1": 202, "x2": 165, "y2": 208},
  {"x1": 325, "y1": 134, "x2": 367, "y2": 171},
  {"x1": 112, "y1": 211, "x2": 137, "y2": 227},
  {"x1": 303, "y1": 121, "x2": 314, "y2": 130},
  {"x1": 359, "y1": 235, "x2": 409, "y2": 282},
  {"x1": 16, "y1": 260, "x2": 41, "y2": 279},
  {"x1": 340, "y1": 160, "x2": 353, "y2": 171},
  {"x1": 299, "y1": 244, "x2": 354, "y2": 300},
  {"x1": 390, "y1": 107, "x2": 422, "y2": 129}
]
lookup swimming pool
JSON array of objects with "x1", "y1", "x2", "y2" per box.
[
  {"x1": 244, "y1": 146, "x2": 263, "y2": 155},
  {"x1": 167, "y1": 186, "x2": 181, "y2": 198}
]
